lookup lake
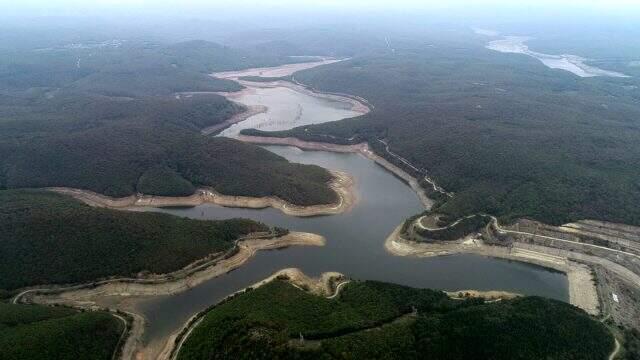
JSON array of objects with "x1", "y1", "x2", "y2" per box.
[{"x1": 135, "y1": 146, "x2": 568, "y2": 345}]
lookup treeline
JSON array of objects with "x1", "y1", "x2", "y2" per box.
[
  {"x1": 0, "y1": 40, "x2": 337, "y2": 206},
  {"x1": 0, "y1": 190, "x2": 269, "y2": 290},
  {"x1": 0, "y1": 39, "x2": 309, "y2": 97},
  {"x1": 0, "y1": 303, "x2": 122, "y2": 360},
  {"x1": 249, "y1": 44, "x2": 640, "y2": 226},
  {"x1": 177, "y1": 279, "x2": 614, "y2": 360},
  {"x1": 1, "y1": 121, "x2": 337, "y2": 204}
]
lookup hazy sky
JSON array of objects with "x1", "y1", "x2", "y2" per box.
[{"x1": 5, "y1": 0, "x2": 640, "y2": 15}]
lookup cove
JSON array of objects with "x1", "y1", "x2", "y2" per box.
[{"x1": 134, "y1": 145, "x2": 568, "y2": 346}]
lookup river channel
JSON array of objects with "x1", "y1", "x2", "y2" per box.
[{"x1": 134, "y1": 61, "x2": 569, "y2": 351}]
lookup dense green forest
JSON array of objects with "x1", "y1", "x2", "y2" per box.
[
  {"x1": 0, "y1": 40, "x2": 336, "y2": 205},
  {"x1": 178, "y1": 280, "x2": 614, "y2": 360},
  {"x1": 0, "y1": 303, "x2": 122, "y2": 360},
  {"x1": 0, "y1": 190, "x2": 270, "y2": 290},
  {"x1": 244, "y1": 43, "x2": 640, "y2": 226},
  {"x1": 0, "y1": 39, "x2": 308, "y2": 96},
  {"x1": 620, "y1": 327, "x2": 640, "y2": 360},
  {"x1": 0, "y1": 119, "x2": 337, "y2": 204}
]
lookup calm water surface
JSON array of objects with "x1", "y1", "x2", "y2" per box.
[
  {"x1": 219, "y1": 86, "x2": 361, "y2": 137},
  {"x1": 136, "y1": 146, "x2": 568, "y2": 344}
]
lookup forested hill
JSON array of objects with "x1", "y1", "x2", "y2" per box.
[
  {"x1": 177, "y1": 280, "x2": 614, "y2": 360},
  {"x1": 0, "y1": 40, "x2": 336, "y2": 205},
  {"x1": 0, "y1": 190, "x2": 268, "y2": 290},
  {"x1": 0, "y1": 303, "x2": 123, "y2": 360},
  {"x1": 0, "y1": 39, "x2": 308, "y2": 97},
  {"x1": 247, "y1": 44, "x2": 640, "y2": 226}
]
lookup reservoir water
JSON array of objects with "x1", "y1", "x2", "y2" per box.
[
  {"x1": 218, "y1": 86, "x2": 361, "y2": 137},
  {"x1": 134, "y1": 64, "x2": 569, "y2": 352},
  {"x1": 135, "y1": 146, "x2": 568, "y2": 346}
]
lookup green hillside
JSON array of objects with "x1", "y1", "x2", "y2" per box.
[
  {"x1": 0, "y1": 303, "x2": 123, "y2": 360},
  {"x1": 178, "y1": 280, "x2": 614, "y2": 360},
  {"x1": 243, "y1": 45, "x2": 640, "y2": 226},
  {"x1": 0, "y1": 190, "x2": 269, "y2": 290}
]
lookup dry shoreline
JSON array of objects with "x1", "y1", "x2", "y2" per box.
[
  {"x1": 19, "y1": 232, "x2": 325, "y2": 360},
  {"x1": 230, "y1": 78, "x2": 372, "y2": 115},
  {"x1": 47, "y1": 169, "x2": 355, "y2": 217},
  {"x1": 237, "y1": 135, "x2": 434, "y2": 209},
  {"x1": 158, "y1": 268, "x2": 347, "y2": 360},
  {"x1": 27, "y1": 232, "x2": 325, "y2": 300},
  {"x1": 384, "y1": 225, "x2": 601, "y2": 315},
  {"x1": 213, "y1": 58, "x2": 342, "y2": 79},
  {"x1": 201, "y1": 104, "x2": 267, "y2": 135}
]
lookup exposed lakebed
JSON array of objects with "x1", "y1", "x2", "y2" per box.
[
  {"x1": 485, "y1": 35, "x2": 629, "y2": 78},
  {"x1": 133, "y1": 81, "x2": 569, "y2": 347}
]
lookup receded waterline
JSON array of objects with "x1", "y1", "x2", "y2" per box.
[{"x1": 134, "y1": 146, "x2": 568, "y2": 345}]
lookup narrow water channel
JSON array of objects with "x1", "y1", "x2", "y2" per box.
[
  {"x1": 135, "y1": 146, "x2": 568, "y2": 345},
  {"x1": 134, "y1": 65, "x2": 569, "y2": 349}
]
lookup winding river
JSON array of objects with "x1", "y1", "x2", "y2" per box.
[{"x1": 129, "y1": 61, "x2": 569, "y2": 355}]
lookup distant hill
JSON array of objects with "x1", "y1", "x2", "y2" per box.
[
  {"x1": 0, "y1": 41, "x2": 337, "y2": 205},
  {"x1": 246, "y1": 45, "x2": 640, "y2": 226}
]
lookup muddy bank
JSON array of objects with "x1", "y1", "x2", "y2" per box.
[
  {"x1": 384, "y1": 225, "x2": 600, "y2": 315},
  {"x1": 201, "y1": 104, "x2": 267, "y2": 135},
  {"x1": 213, "y1": 58, "x2": 342, "y2": 79},
  {"x1": 237, "y1": 135, "x2": 433, "y2": 209},
  {"x1": 47, "y1": 169, "x2": 355, "y2": 217},
  {"x1": 232, "y1": 78, "x2": 372, "y2": 115},
  {"x1": 486, "y1": 36, "x2": 629, "y2": 78},
  {"x1": 27, "y1": 232, "x2": 325, "y2": 301},
  {"x1": 21, "y1": 232, "x2": 324, "y2": 360}
]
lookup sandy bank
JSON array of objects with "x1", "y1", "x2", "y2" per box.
[
  {"x1": 21, "y1": 232, "x2": 325, "y2": 360},
  {"x1": 384, "y1": 225, "x2": 600, "y2": 315},
  {"x1": 158, "y1": 268, "x2": 346, "y2": 360},
  {"x1": 26, "y1": 232, "x2": 325, "y2": 303},
  {"x1": 213, "y1": 58, "x2": 342, "y2": 79},
  {"x1": 232, "y1": 78, "x2": 372, "y2": 114},
  {"x1": 445, "y1": 289, "x2": 520, "y2": 301},
  {"x1": 47, "y1": 169, "x2": 355, "y2": 217},
  {"x1": 238, "y1": 135, "x2": 433, "y2": 209},
  {"x1": 201, "y1": 104, "x2": 267, "y2": 135}
]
